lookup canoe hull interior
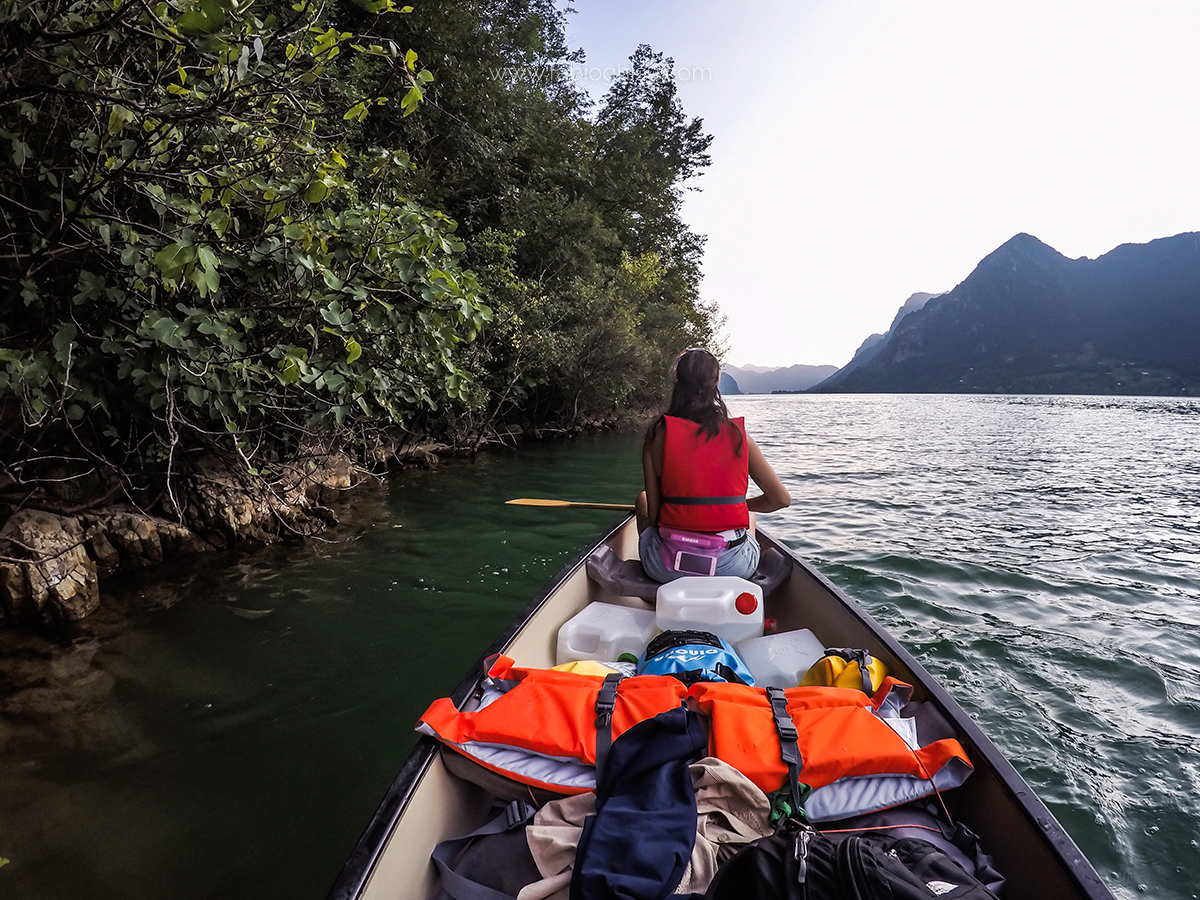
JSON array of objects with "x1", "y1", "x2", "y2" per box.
[{"x1": 327, "y1": 517, "x2": 1113, "y2": 900}]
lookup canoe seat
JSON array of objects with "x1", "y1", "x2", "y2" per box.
[{"x1": 585, "y1": 543, "x2": 791, "y2": 602}]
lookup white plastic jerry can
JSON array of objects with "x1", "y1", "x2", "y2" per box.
[
  {"x1": 556, "y1": 602, "x2": 658, "y2": 666},
  {"x1": 654, "y1": 576, "x2": 764, "y2": 645},
  {"x1": 734, "y1": 628, "x2": 826, "y2": 689}
]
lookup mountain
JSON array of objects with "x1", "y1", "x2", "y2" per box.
[
  {"x1": 722, "y1": 363, "x2": 839, "y2": 393},
  {"x1": 812, "y1": 232, "x2": 1200, "y2": 395},
  {"x1": 718, "y1": 372, "x2": 742, "y2": 395},
  {"x1": 813, "y1": 292, "x2": 941, "y2": 390}
]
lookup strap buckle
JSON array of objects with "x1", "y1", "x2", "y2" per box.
[
  {"x1": 767, "y1": 687, "x2": 798, "y2": 742},
  {"x1": 505, "y1": 798, "x2": 537, "y2": 828},
  {"x1": 594, "y1": 672, "x2": 621, "y2": 728},
  {"x1": 594, "y1": 673, "x2": 625, "y2": 788}
]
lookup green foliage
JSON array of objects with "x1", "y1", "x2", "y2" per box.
[
  {"x1": 372, "y1": 6, "x2": 717, "y2": 431},
  {"x1": 0, "y1": 0, "x2": 719, "y2": 504},
  {"x1": 1, "y1": 0, "x2": 488, "y2": 471}
]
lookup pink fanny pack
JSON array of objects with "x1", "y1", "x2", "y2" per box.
[{"x1": 658, "y1": 526, "x2": 730, "y2": 576}]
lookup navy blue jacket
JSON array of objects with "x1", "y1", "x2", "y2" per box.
[{"x1": 570, "y1": 706, "x2": 708, "y2": 900}]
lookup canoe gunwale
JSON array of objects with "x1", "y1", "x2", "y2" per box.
[
  {"x1": 762, "y1": 532, "x2": 1114, "y2": 900},
  {"x1": 324, "y1": 518, "x2": 626, "y2": 900}
]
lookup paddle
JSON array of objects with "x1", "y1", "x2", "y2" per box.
[{"x1": 506, "y1": 498, "x2": 635, "y2": 511}]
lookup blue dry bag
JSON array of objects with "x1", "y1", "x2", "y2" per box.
[{"x1": 637, "y1": 630, "x2": 756, "y2": 686}]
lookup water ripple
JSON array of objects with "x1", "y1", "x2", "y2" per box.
[{"x1": 732, "y1": 393, "x2": 1200, "y2": 900}]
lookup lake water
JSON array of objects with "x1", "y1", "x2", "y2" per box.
[{"x1": 1, "y1": 394, "x2": 1198, "y2": 900}]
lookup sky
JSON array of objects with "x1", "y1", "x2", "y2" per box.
[{"x1": 563, "y1": 0, "x2": 1200, "y2": 368}]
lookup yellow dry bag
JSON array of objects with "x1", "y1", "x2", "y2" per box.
[
  {"x1": 549, "y1": 659, "x2": 619, "y2": 678},
  {"x1": 800, "y1": 648, "x2": 888, "y2": 694}
]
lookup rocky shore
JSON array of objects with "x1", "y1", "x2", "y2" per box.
[
  {"x1": 0, "y1": 441, "x2": 454, "y2": 629},
  {"x1": 0, "y1": 462, "x2": 407, "y2": 771}
]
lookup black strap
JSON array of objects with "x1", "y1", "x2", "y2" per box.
[
  {"x1": 594, "y1": 673, "x2": 624, "y2": 787},
  {"x1": 645, "y1": 629, "x2": 723, "y2": 659},
  {"x1": 664, "y1": 664, "x2": 750, "y2": 688},
  {"x1": 766, "y1": 686, "x2": 804, "y2": 817},
  {"x1": 715, "y1": 663, "x2": 749, "y2": 686},
  {"x1": 825, "y1": 648, "x2": 875, "y2": 694},
  {"x1": 662, "y1": 495, "x2": 745, "y2": 505},
  {"x1": 431, "y1": 799, "x2": 537, "y2": 900}
]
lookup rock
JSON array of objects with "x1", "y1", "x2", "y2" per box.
[
  {"x1": 0, "y1": 561, "x2": 30, "y2": 622},
  {"x1": 78, "y1": 509, "x2": 211, "y2": 573},
  {"x1": 287, "y1": 452, "x2": 356, "y2": 504},
  {"x1": 86, "y1": 529, "x2": 121, "y2": 573},
  {"x1": 157, "y1": 519, "x2": 208, "y2": 556},
  {"x1": 179, "y1": 452, "x2": 363, "y2": 547},
  {"x1": 0, "y1": 449, "x2": 368, "y2": 626},
  {"x1": 106, "y1": 510, "x2": 164, "y2": 566},
  {"x1": 396, "y1": 441, "x2": 446, "y2": 467},
  {"x1": 0, "y1": 510, "x2": 100, "y2": 623},
  {"x1": 3, "y1": 685, "x2": 80, "y2": 719}
]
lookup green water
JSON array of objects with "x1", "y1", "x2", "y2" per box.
[
  {"x1": 0, "y1": 435, "x2": 646, "y2": 900},
  {"x1": 3, "y1": 395, "x2": 1200, "y2": 900}
]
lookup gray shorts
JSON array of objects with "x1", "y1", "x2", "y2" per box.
[{"x1": 639, "y1": 526, "x2": 761, "y2": 583}]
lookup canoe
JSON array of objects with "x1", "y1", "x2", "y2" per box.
[{"x1": 326, "y1": 516, "x2": 1115, "y2": 900}]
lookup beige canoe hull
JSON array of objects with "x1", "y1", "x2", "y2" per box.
[{"x1": 329, "y1": 517, "x2": 1113, "y2": 900}]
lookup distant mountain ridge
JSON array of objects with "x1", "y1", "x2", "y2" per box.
[
  {"x1": 813, "y1": 292, "x2": 941, "y2": 391},
  {"x1": 812, "y1": 231, "x2": 1200, "y2": 395},
  {"x1": 722, "y1": 363, "x2": 838, "y2": 394}
]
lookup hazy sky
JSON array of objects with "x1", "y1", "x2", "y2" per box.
[{"x1": 564, "y1": 0, "x2": 1200, "y2": 368}]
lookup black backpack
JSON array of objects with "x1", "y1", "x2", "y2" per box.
[{"x1": 702, "y1": 820, "x2": 998, "y2": 900}]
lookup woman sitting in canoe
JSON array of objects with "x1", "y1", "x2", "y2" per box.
[{"x1": 636, "y1": 348, "x2": 792, "y2": 582}]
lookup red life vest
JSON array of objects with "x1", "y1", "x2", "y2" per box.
[{"x1": 658, "y1": 416, "x2": 750, "y2": 532}]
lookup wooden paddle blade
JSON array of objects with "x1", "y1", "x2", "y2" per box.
[{"x1": 506, "y1": 498, "x2": 635, "y2": 511}]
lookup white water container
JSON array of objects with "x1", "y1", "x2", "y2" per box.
[
  {"x1": 556, "y1": 602, "x2": 658, "y2": 666},
  {"x1": 734, "y1": 628, "x2": 826, "y2": 689},
  {"x1": 654, "y1": 576, "x2": 764, "y2": 645}
]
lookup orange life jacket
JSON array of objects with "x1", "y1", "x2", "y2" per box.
[
  {"x1": 417, "y1": 656, "x2": 689, "y2": 793},
  {"x1": 417, "y1": 658, "x2": 972, "y2": 804},
  {"x1": 658, "y1": 416, "x2": 750, "y2": 532},
  {"x1": 688, "y1": 679, "x2": 973, "y2": 794}
]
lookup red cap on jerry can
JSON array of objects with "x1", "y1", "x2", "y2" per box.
[{"x1": 735, "y1": 592, "x2": 758, "y2": 615}]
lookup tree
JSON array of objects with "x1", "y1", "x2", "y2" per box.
[
  {"x1": 363, "y1": 10, "x2": 718, "y2": 430},
  {"x1": 0, "y1": 0, "x2": 721, "y2": 523},
  {"x1": 1, "y1": 0, "x2": 489, "y2": 504}
]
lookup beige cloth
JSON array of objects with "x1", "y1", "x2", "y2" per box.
[
  {"x1": 517, "y1": 757, "x2": 773, "y2": 900},
  {"x1": 517, "y1": 791, "x2": 592, "y2": 900},
  {"x1": 685, "y1": 756, "x2": 776, "y2": 888}
]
